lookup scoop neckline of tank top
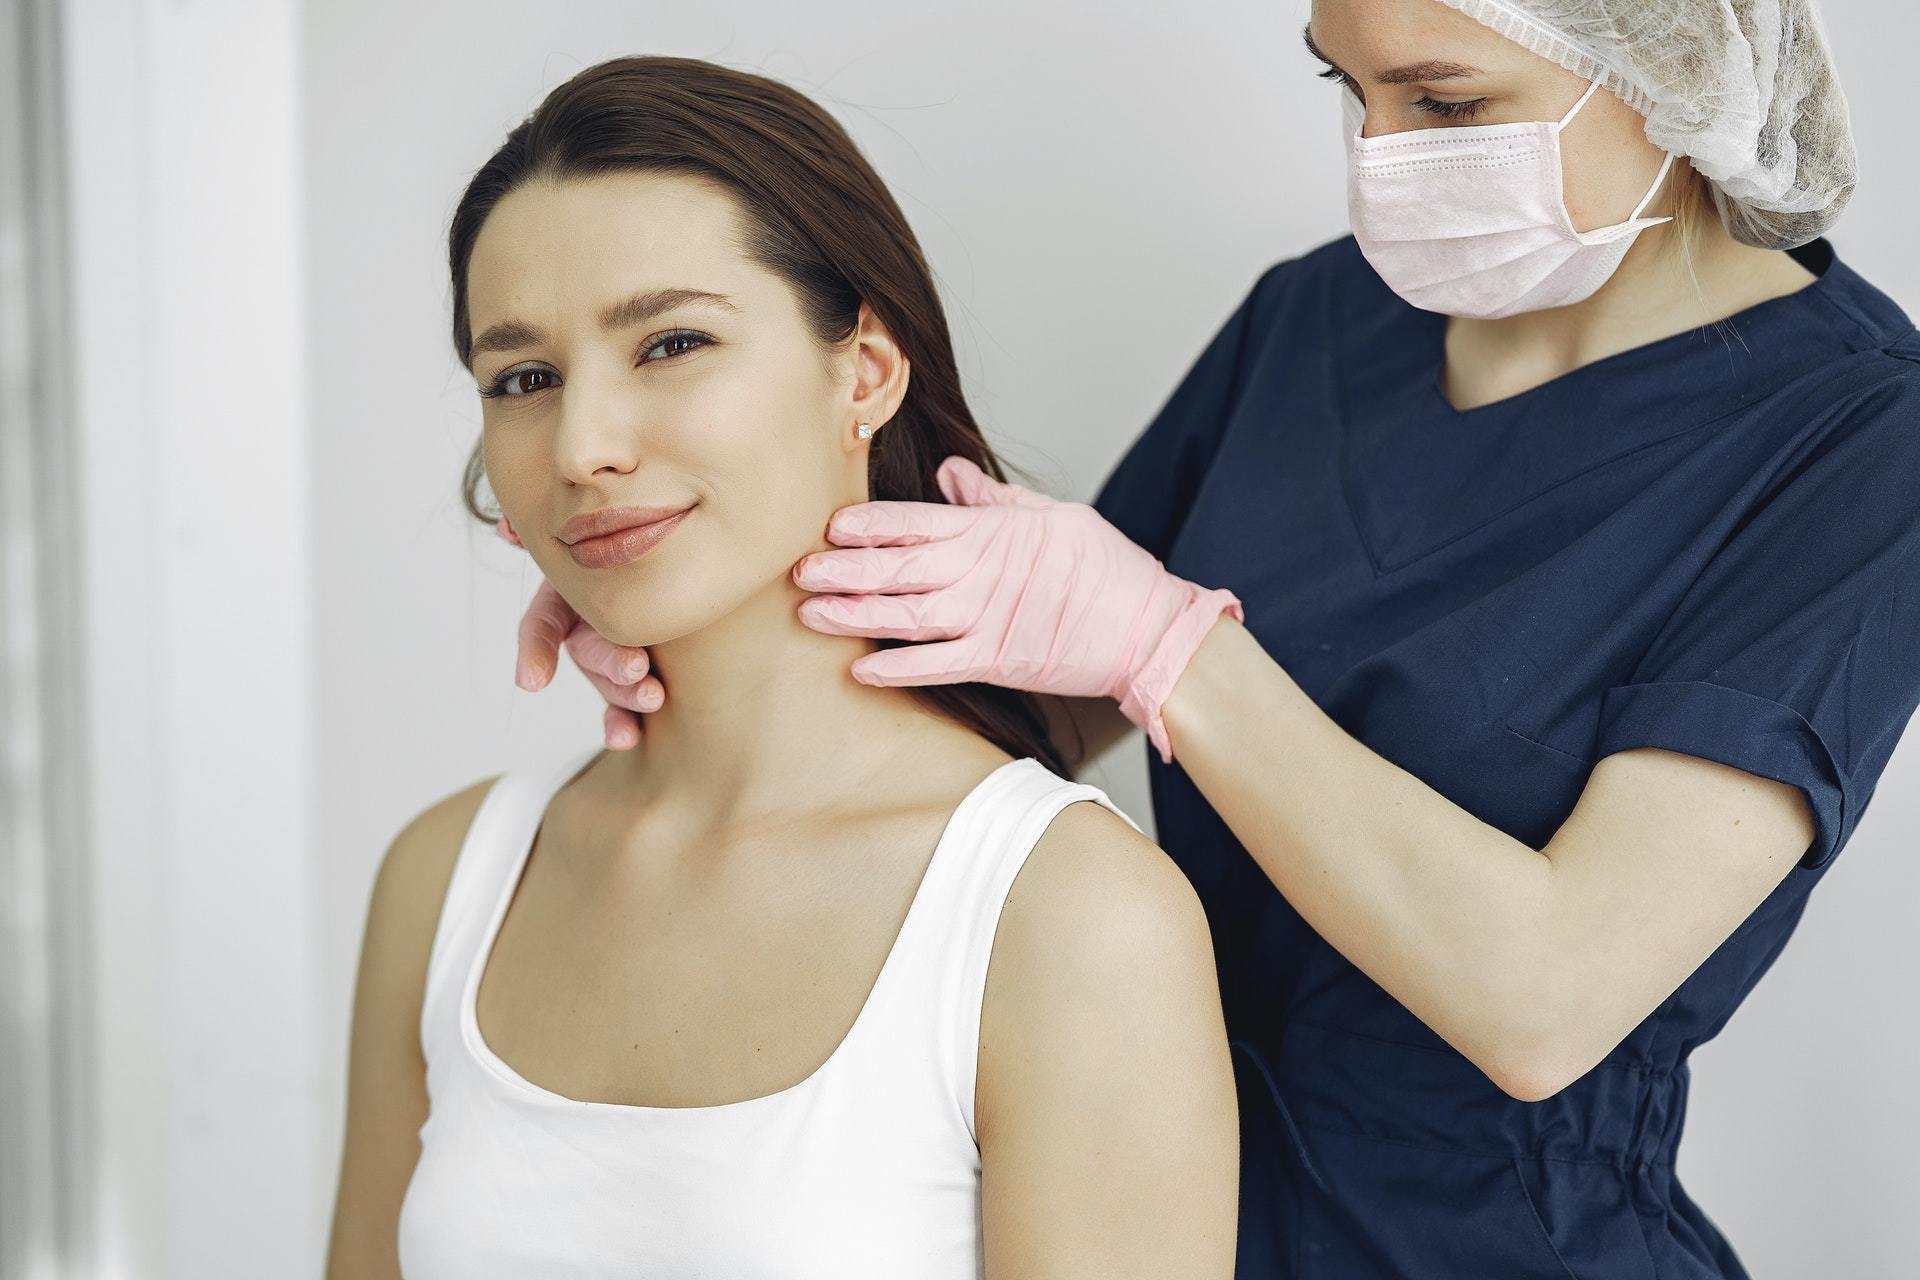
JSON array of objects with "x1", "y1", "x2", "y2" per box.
[{"x1": 458, "y1": 748, "x2": 1045, "y2": 1116}]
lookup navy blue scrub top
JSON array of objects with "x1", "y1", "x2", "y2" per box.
[{"x1": 1091, "y1": 233, "x2": 1920, "y2": 1280}]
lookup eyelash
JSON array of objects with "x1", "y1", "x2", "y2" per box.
[
  {"x1": 478, "y1": 329, "x2": 713, "y2": 399},
  {"x1": 1317, "y1": 67, "x2": 1487, "y2": 120}
]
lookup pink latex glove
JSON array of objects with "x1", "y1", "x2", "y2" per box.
[
  {"x1": 503, "y1": 517, "x2": 660, "y2": 751},
  {"x1": 791, "y1": 455, "x2": 1243, "y2": 764}
]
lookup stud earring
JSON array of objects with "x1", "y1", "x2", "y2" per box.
[{"x1": 856, "y1": 421, "x2": 874, "y2": 440}]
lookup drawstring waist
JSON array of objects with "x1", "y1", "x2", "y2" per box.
[{"x1": 1236, "y1": 1020, "x2": 1688, "y2": 1175}]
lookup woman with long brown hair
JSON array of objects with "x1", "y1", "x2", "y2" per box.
[{"x1": 324, "y1": 54, "x2": 1238, "y2": 1278}]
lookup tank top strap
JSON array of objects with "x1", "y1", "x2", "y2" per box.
[
  {"x1": 417, "y1": 743, "x2": 602, "y2": 1064},
  {"x1": 898, "y1": 757, "x2": 1145, "y2": 1147}
]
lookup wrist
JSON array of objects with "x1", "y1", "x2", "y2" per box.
[{"x1": 1115, "y1": 579, "x2": 1245, "y2": 764}]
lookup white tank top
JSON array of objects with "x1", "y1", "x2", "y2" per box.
[{"x1": 397, "y1": 743, "x2": 1141, "y2": 1278}]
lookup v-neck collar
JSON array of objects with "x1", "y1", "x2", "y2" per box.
[{"x1": 1334, "y1": 237, "x2": 1862, "y2": 575}]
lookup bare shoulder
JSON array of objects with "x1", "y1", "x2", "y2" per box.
[
  {"x1": 976, "y1": 793, "x2": 1225, "y2": 1129},
  {"x1": 370, "y1": 773, "x2": 502, "y2": 940},
  {"x1": 355, "y1": 769, "x2": 506, "y2": 1072},
  {"x1": 326, "y1": 772, "x2": 504, "y2": 1279},
  {"x1": 974, "y1": 794, "x2": 1238, "y2": 1275},
  {"x1": 352, "y1": 769, "x2": 507, "y2": 1105},
  {"x1": 1000, "y1": 797, "x2": 1213, "y2": 962}
]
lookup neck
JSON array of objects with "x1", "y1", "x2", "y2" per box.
[
  {"x1": 1442, "y1": 204, "x2": 1819, "y2": 408},
  {"x1": 603, "y1": 575, "x2": 950, "y2": 827}
]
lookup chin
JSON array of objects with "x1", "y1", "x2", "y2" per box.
[
  {"x1": 560, "y1": 584, "x2": 707, "y2": 652},
  {"x1": 572, "y1": 603, "x2": 681, "y2": 652},
  {"x1": 553, "y1": 548, "x2": 781, "y2": 651}
]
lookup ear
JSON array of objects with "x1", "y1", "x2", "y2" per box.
[{"x1": 845, "y1": 301, "x2": 911, "y2": 452}]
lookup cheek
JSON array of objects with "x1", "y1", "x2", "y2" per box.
[
  {"x1": 1558, "y1": 112, "x2": 1658, "y2": 231},
  {"x1": 1559, "y1": 155, "x2": 1610, "y2": 230},
  {"x1": 480, "y1": 426, "x2": 545, "y2": 518},
  {"x1": 674, "y1": 357, "x2": 847, "y2": 542}
]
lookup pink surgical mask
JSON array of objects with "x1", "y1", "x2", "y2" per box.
[{"x1": 1343, "y1": 79, "x2": 1677, "y2": 318}]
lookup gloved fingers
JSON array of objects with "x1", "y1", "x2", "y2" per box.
[
  {"x1": 825, "y1": 498, "x2": 980, "y2": 547},
  {"x1": 798, "y1": 589, "x2": 971, "y2": 641},
  {"x1": 516, "y1": 578, "x2": 578, "y2": 690},
  {"x1": 563, "y1": 616, "x2": 653, "y2": 687},
  {"x1": 792, "y1": 541, "x2": 965, "y2": 595},
  {"x1": 848, "y1": 638, "x2": 988, "y2": 687},
  {"x1": 603, "y1": 703, "x2": 642, "y2": 751},
  {"x1": 579, "y1": 660, "x2": 664, "y2": 714},
  {"x1": 936, "y1": 455, "x2": 1055, "y2": 509}
]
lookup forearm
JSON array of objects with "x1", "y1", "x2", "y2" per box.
[{"x1": 1160, "y1": 615, "x2": 1576, "y2": 1093}]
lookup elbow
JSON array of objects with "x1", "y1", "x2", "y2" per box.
[
  {"x1": 1484, "y1": 1055, "x2": 1580, "y2": 1104},
  {"x1": 1458, "y1": 960, "x2": 1621, "y2": 1103},
  {"x1": 1469, "y1": 1012, "x2": 1602, "y2": 1104}
]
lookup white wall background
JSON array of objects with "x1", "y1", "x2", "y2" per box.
[
  {"x1": 54, "y1": 0, "x2": 1919, "y2": 1275},
  {"x1": 57, "y1": 1, "x2": 322, "y2": 1276}
]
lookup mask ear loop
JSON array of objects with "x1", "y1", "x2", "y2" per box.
[
  {"x1": 1559, "y1": 75, "x2": 1678, "y2": 230},
  {"x1": 1627, "y1": 150, "x2": 1678, "y2": 223},
  {"x1": 1557, "y1": 77, "x2": 1605, "y2": 129}
]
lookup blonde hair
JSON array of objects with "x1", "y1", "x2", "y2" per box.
[
  {"x1": 1666, "y1": 165, "x2": 1711, "y2": 256},
  {"x1": 1659, "y1": 160, "x2": 1716, "y2": 310}
]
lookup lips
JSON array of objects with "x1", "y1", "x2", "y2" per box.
[
  {"x1": 560, "y1": 504, "x2": 695, "y2": 570},
  {"x1": 559, "y1": 504, "x2": 695, "y2": 545}
]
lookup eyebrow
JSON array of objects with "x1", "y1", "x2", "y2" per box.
[
  {"x1": 1302, "y1": 23, "x2": 1483, "y2": 85},
  {"x1": 469, "y1": 287, "x2": 741, "y2": 364}
]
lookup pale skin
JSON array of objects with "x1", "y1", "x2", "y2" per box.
[
  {"x1": 518, "y1": 0, "x2": 1826, "y2": 1105},
  {"x1": 325, "y1": 172, "x2": 1238, "y2": 1275}
]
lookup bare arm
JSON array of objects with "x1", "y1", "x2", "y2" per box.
[
  {"x1": 978, "y1": 800, "x2": 1239, "y2": 1278},
  {"x1": 325, "y1": 778, "x2": 497, "y2": 1278},
  {"x1": 1161, "y1": 615, "x2": 1812, "y2": 1100}
]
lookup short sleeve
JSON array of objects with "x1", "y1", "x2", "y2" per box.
[
  {"x1": 1091, "y1": 261, "x2": 1286, "y2": 562},
  {"x1": 1593, "y1": 367, "x2": 1920, "y2": 870}
]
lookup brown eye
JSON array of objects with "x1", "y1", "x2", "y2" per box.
[
  {"x1": 481, "y1": 366, "x2": 557, "y2": 399},
  {"x1": 640, "y1": 330, "x2": 713, "y2": 363}
]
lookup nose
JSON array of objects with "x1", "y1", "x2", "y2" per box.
[{"x1": 552, "y1": 368, "x2": 645, "y2": 485}]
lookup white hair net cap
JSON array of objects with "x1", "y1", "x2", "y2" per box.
[{"x1": 1433, "y1": 0, "x2": 1856, "y2": 249}]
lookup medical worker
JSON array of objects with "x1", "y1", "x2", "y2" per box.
[{"x1": 511, "y1": 0, "x2": 1919, "y2": 1274}]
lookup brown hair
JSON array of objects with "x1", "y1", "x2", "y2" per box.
[{"x1": 449, "y1": 55, "x2": 1077, "y2": 775}]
